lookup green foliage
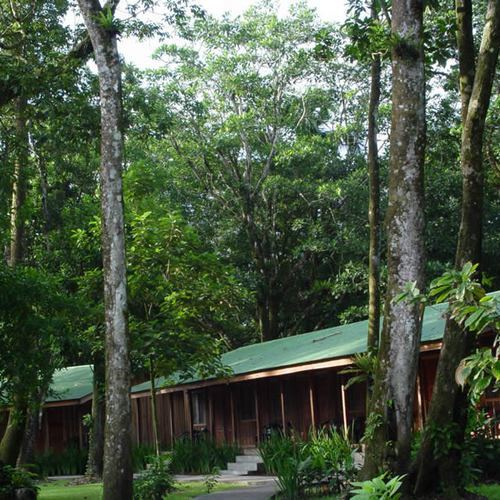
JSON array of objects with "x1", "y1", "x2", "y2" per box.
[
  {"x1": 135, "y1": 2, "x2": 373, "y2": 339},
  {"x1": 427, "y1": 421, "x2": 461, "y2": 460},
  {"x1": 350, "y1": 473, "x2": 405, "y2": 500},
  {"x1": 132, "y1": 444, "x2": 156, "y2": 473},
  {"x1": 35, "y1": 446, "x2": 88, "y2": 476},
  {"x1": 170, "y1": 436, "x2": 240, "y2": 474},
  {"x1": 258, "y1": 430, "x2": 298, "y2": 477},
  {"x1": 362, "y1": 412, "x2": 383, "y2": 443},
  {"x1": 460, "y1": 410, "x2": 500, "y2": 484},
  {"x1": 203, "y1": 467, "x2": 220, "y2": 494},
  {"x1": 94, "y1": 7, "x2": 122, "y2": 33},
  {"x1": 396, "y1": 263, "x2": 500, "y2": 402},
  {"x1": 133, "y1": 455, "x2": 174, "y2": 500},
  {"x1": 258, "y1": 428, "x2": 357, "y2": 499},
  {"x1": 0, "y1": 463, "x2": 39, "y2": 499},
  {"x1": 341, "y1": 348, "x2": 377, "y2": 390},
  {"x1": 0, "y1": 264, "x2": 75, "y2": 408}
]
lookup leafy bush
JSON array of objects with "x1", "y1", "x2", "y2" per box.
[
  {"x1": 258, "y1": 430, "x2": 297, "y2": 476},
  {"x1": 349, "y1": 473, "x2": 405, "y2": 500},
  {"x1": 34, "y1": 443, "x2": 154, "y2": 476},
  {"x1": 133, "y1": 455, "x2": 174, "y2": 500},
  {"x1": 170, "y1": 436, "x2": 240, "y2": 474},
  {"x1": 461, "y1": 411, "x2": 500, "y2": 483},
  {"x1": 35, "y1": 445, "x2": 88, "y2": 476},
  {"x1": 203, "y1": 467, "x2": 220, "y2": 494},
  {"x1": 0, "y1": 463, "x2": 39, "y2": 499},
  {"x1": 132, "y1": 444, "x2": 156, "y2": 473},
  {"x1": 258, "y1": 428, "x2": 357, "y2": 499}
]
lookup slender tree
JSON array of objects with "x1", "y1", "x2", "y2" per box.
[
  {"x1": 413, "y1": 0, "x2": 500, "y2": 496},
  {"x1": 361, "y1": 0, "x2": 426, "y2": 480},
  {"x1": 86, "y1": 353, "x2": 105, "y2": 478},
  {"x1": 76, "y1": 1, "x2": 132, "y2": 498},
  {"x1": 366, "y1": 0, "x2": 383, "y2": 353},
  {"x1": 0, "y1": 96, "x2": 30, "y2": 466}
]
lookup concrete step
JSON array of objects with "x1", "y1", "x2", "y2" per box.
[
  {"x1": 236, "y1": 455, "x2": 262, "y2": 463},
  {"x1": 219, "y1": 453, "x2": 265, "y2": 476},
  {"x1": 242, "y1": 448, "x2": 259, "y2": 455},
  {"x1": 228, "y1": 462, "x2": 258, "y2": 472},
  {"x1": 220, "y1": 469, "x2": 243, "y2": 476}
]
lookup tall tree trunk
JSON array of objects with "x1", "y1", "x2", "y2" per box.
[
  {"x1": 366, "y1": 1, "x2": 382, "y2": 413},
  {"x1": 361, "y1": 0, "x2": 426, "y2": 480},
  {"x1": 17, "y1": 389, "x2": 45, "y2": 467},
  {"x1": 0, "y1": 396, "x2": 28, "y2": 466},
  {"x1": 367, "y1": 54, "x2": 381, "y2": 353},
  {"x1": 412, "y1": 0, "x2": 500, "y2": 496},
  {"x1": 76, "y1": 1, "x2": 132, "y2": 499},
  {"x1": 0, "y1": 96, "x2": 30, "y2": 465},
  {"x1": 86, "y1": 355, "x2": 105, "y2": 478},
  {"x1": 149, "y1": 361, "x2": 160, "y2": 457},
  {"x1": 9, "y1": 97, "x2": 28, "y2": 266}
]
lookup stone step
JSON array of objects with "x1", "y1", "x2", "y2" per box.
[
  {"x1": 235, "y1": 455, "x2": 263, "y2": 463},
  {"x1": 219, "y1": 453, "x2": 265, "y2": 476},
  {"x1": 227, "y1": 462, "x2": 258, "y2": 472},
  {"x1": 242, "y1": 448, "x2": 259, "y2": 456},
  {"x1": 220, "y1": 469, "x2": 242, "y2": 475}
]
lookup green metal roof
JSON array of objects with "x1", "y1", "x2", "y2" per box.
[
  {"x1": 46, "y1": 364, "x2": 94, "y2": 402},
  {"x1": 47, "y1": 291, "x2": 499, "y2": 400},
  {"x1": 131, "y1": 297, "x2": 466, "y2": 394}
]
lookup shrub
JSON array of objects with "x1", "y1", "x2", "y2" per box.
[
  {"x1": 258, "y1": 428, "x2": 357, "y2": 499},
  {"x1": 461, "y1": 411, "x2": 500, "y2": 483},
  {"x1": 0, "y1": 463, "x2": 39, "y2": 500},
  {"x1": 132, "y1": 444, "x2": 156, "y2": 473},
  {"x1": 349, "y1": 473, "x2": 405, "y2": 500},
  {"x1": 35, "y1": 446, "x2": 88, "y2": 476},
  {"x1": 133, "y1": 455, "x2": 174, "y2": 500},
  {"x1": 170, "y1": 435, "x2": 240, "y2": 474}
]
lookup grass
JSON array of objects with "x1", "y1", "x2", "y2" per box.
[
  {"x1": 164, "y1": 481, "x2": 245, "y2": 499},
  {"x1": 38, "y1": 480, "x2": 103, "y2": 500},
  {"x1": 38, "y1": 479, "x2": 245, "y2": 500}
]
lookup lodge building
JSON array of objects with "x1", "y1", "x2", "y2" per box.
[{"x1": 3, "y1": 296, "x2": 499, "y2": 454}]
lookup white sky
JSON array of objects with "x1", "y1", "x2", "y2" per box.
[{"x1": 118, "y1": 0, "x2": 348, "y2": 68}]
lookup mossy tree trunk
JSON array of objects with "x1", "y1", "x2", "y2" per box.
[
  {"x1": 412, "y1": 0, "x2": 500, "y2": 496},
  {"x1": 361, "y1": 0, "x2": 426, "y2": 481},
  {"x1": 0, "y1": 395, "x2": 28, "y2": 466},
  {"x1": 76, "y1": 1, "x2": 132, "y2": 498},
  {"x1": 17, "y1": 388, "x2": 45, "y2": 467},
  {"x1": 149, "y1": 360, "x2": 160, "y2": 457}
]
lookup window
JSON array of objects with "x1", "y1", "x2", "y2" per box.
[
  {"x1": 238, "y1": 385, "x2": 256, "y2": 421},
  {"x1": 191, "y1": 392, "x2": 207, "y2": 425}
]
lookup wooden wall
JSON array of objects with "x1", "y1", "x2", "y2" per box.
[
  {"x1": 30, "y1": 348, "x2": 500, "y2": 455},
  {"x1": 34, "y1": 401, "x2": 91, "y2": 453}
]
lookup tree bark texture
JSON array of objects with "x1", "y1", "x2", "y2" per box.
[
  {"x1": 0, "y1": 397, "x2": 28, "y2": 466},
  {"x1": 86, "y1": 355, "x2": 105, "y2": 478},
  {"x1": 367, "y1": 1, "x2": 382, "y2": 353},
  {"x1": 76, "y1": 1, "x2": 132, "y2": 498},
  {"x1": 361, "y1": 0, "x2": 426, "y2": 480},
  {"x1": 17, "y1": 389, "x2": 44, "y2": 467},
  {"x1": 149, "y1": 362, "x2": 160, "y2": 457},
  {"x1": 9, "y1": 97, "x2": 28, "y2": 266},
  {"x1": 412, "y1": 0, "x2": 500, "y2": 495}
]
